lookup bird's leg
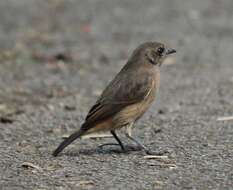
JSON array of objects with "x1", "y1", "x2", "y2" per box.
[
  {"x1": 99, "y1": 130, "x2": 126, "y2": 151},
  {"x1": 125, "y1": 123, "x2": 149, "y2": 152},
  {"x1": 110, "y1": 130, "x2": 125, "y2": 151},
  {"x1": 125, "y1": 123, "x2": 161, "y2": 155}
]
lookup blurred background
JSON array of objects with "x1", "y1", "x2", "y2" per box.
[{"x1": 0, "y1": 0, "x2": 232, "y2": 190}]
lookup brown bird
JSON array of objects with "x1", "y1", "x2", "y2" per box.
[{"x1": 52, "y1": 42, "x2": 176, "y2": 156}]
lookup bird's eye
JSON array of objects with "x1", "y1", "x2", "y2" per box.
[{"x1": 157, "y1": 47, "x2": 165, "y2": 55}]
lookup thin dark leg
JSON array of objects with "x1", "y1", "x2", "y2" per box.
[
  {"x1": 98, "y1": 130, "x2": 126, "y2": 151},
  {"x1": 125, "y1": 133, "x2": 151, "y2": 153},
  {"x1": 126, "y1": 133, "x2": 167, "y2": 155},
  {"x1": 125, "y1": 123, "x2": 164, "y2": 155},
  {"x1": 110, "y1": 130, "x2": 125, "y2": 151}
]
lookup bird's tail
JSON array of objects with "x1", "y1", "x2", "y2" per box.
[{"x1": 52, "y1": 128, "x2": 87, "y2": 157}]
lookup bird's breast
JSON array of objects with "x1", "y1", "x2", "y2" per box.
[{"x1": 113, "y1": 77, "x2": 158, "y2": 127}]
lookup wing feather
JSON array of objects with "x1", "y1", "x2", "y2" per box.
[{"x1": 82, "y1": 70, "x2": 155, "y2": 130}]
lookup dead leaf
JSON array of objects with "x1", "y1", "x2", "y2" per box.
[
  {"x1": 76, "y1": 180, "x2": 95, "y2": 187},
  {"x1": 21, "y1": 162, "x2": 43, "y2": 172}
]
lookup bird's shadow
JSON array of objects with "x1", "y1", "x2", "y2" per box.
[{"x1": 63, "y1": 145, "x2": 143, "y2": 157}]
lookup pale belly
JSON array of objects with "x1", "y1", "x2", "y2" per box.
[{"x1": 112, "y1": 92, "x2": 155, "y2": 128}]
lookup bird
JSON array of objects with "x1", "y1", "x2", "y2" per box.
[{"x1": 52, "y1": 41, "x2": 176, "y2": 156}]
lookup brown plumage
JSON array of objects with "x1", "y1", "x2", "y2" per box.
[{"x1": 53, "y1": 42, "x2": 176, "y2": 156}]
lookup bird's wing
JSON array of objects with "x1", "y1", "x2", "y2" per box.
[{"x1": 81, "y1": 70, "x2": 155, "y2": 130}]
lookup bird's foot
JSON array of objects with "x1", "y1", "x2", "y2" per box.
[{"x1": 98, "y1": 143, "x2": 126, "y2": 152}]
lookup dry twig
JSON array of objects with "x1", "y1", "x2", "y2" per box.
[{"x1": 217, "y1": 116, "x2": 233, "y2": 121}]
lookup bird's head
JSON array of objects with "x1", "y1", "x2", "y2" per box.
[{"x1": 133, "y1": 42, "x2": 176, "y2": 66}]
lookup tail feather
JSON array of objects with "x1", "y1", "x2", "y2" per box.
[{"x1": 52, "y1": 129, "x2": 86, "y2": 157}]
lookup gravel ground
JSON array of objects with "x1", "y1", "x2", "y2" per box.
[{"x1": 0, "y1": 0, "x2": 232, "y2": 189}]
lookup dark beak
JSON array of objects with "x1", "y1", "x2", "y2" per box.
[{"x1": 166, "y1": 48, "x2": 176, "y2": 55}]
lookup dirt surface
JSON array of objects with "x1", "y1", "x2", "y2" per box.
[{"x1": 0, "y1": 0, "x2": 233, "y2": 189}]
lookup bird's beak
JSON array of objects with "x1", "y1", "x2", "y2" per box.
[{"x1": 165, "y1": 48, "x2": 176, "y2": 55}]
